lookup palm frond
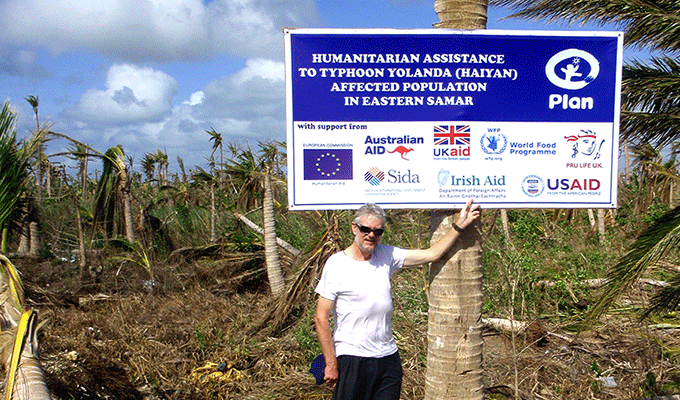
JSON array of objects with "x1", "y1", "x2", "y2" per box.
[
  {"x1": 490, "y1": 0, "x2": 680, "y2": 52},
  {"x1": 582, "y1": 206, "x2": 680, "y2": 328}
]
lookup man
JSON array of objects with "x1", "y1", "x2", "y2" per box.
[{"x1": 315, "y1": 199, "x2": 481, "y2": 400}]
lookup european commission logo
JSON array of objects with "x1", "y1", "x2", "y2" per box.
[
  {"x1": 364, "y1": 167, "x2": 385, "y2": 186},
  {"x1": 303, "y1": 149, "x2": 353, "y2": 180}
]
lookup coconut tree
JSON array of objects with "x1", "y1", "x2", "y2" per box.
[
  {"x1": 0, "y1": 254, "x2": 50, "y2": 400},
  {"x1": 490, "y1": 0, "x2": 680, "y2": 338},
  {"x1": 93, "y1": 145, "x2": 134, "y2": 242},
  {"x1": 25, "y1": 96, "x2": 42, "y2": 201},
  {"x1": 207, "y1": 128, "x2": 224, "y2": 187},
  {"x1": 141, "y1": 153, "x2": 157, "y2": 185},
  {"x1": 191, "y1": 167, "x2": 218, "y2": 243},
  {"x1": 225, "y1": 143, "x2": 286, "y2": 298},
  {"x1": 490, "y1": 0, "x2": 680, "y2": 149},
  {"x1": 0, "y1": 102, "x2": 47, "y2": 255},
  {"x1": 425, "y1": 3, "x2": 487, "y2": 399}
]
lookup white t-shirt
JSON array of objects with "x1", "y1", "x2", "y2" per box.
[{"x1": 315, "y1": 245, "x2": 407, "y2": 358}]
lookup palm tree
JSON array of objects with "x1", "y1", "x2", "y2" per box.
[
  {"x1": 24, "y1": 96, "x2": 43, "y2": 202},
  {"x1": 425, "y1": 3, "x2": 487, "y2": 400},
  {"x1": 490, "y1": 1, "x2": 680, "y2": 149},
  {"x1": 0, "y1": 254, "x2": 51, "y2": 400},
  {"x1": 191, "y1": 167, "x2": 218, "y2": 243},
  {"x1": 433, "y1": 0, "x2": 487, "y2": 29},
  {"x1": 583, "y1": 205, "x2": 680, "y2": 326},
  {"x1": 141, "y1": 153, "x2": 157, "y2": 184},
  {"x1": 207, "y1": 128, "x2": 224, "y2": 187},
  {"x1": 260, "y1": 142, "x2": 285, "y2": 298},
  {"x1": 0, "y1": 102, "x2": 46, "y2": 254},
  {"x1": 154, "y1": 149, "x2": 168, "y2": 186},
  {"x1": 225, "y1": 143, "x2": 286, "y2": 298},
  {"x1": 490, "y1": 0, "x2": 680, "y2": 333},
  {"x1": 93, "y1": 145, "x2": 134, "y2": 242}
]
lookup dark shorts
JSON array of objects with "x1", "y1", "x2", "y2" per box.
[{"x1": 332, "y1": 352, "x2": 402, "y2": 400}]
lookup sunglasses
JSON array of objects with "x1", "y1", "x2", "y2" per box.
[{"x1": 355, "y1": 223, "x2": 384, "y2": 236}]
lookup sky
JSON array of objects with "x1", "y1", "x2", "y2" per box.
[{"x1": 0, "y1": 0, "x2": 634, "y2": 177}]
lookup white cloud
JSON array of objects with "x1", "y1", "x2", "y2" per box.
[
  {"x1": 0, "y1": 0, "x2": 319, "y2": 61},
  {"x1": 69, "y1": 64, "x2": 178, "y2": 125},
  {"x1": 0, "y1": 49, "x2": 50, "y2": 79},
  {"x1": 58, "y1": 57, "x2": 286, "y2": 171}
]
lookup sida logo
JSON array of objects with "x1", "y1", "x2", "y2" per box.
[
  {"x1": 521, "y1": 175, "x2": 545, "y2": 197},
  {"x1": 365, "y1": 167, "x2": 421, "y2": 186},
  {"x1": 365, "y1": 167, "x2": 385, "y2": 186}
]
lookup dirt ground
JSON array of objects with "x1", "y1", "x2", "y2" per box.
[{"x1": 9, "y1": 257, "x2": 680, "y2": 400}]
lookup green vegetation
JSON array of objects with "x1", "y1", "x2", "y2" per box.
[{"x1": 0, "y1": 95, "x2": 679, "y2": 398}]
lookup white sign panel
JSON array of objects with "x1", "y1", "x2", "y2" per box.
[{"x1": 285, "y1": 29, "x2": 623, "y2": 210}]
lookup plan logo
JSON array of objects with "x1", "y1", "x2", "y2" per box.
[
  {"x1": 521, "y1": 175, "x2": 545, "y2": 197},
  {"x1": 365, "y1": 167, "x2": 385, "y2": 186},
  {"x1": 480, "y1": 131, "x2": 507, "y2": 155},
  {"x1": 546, "y1": 49, "x2": 599, "y2": 110},
  {"x1": 545, "y1": 49, "x2": 600, "y2": 90},
  {"x1": 565, "y1": 130, "x2": 605, "y2": 160}
]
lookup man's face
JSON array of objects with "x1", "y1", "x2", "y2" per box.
[
  {"x1": 352, "y1": 214, "x2": 385, "y2": 255},
  {"x1": 578, "y1": 137, "x2": 598, "y2": 156}
]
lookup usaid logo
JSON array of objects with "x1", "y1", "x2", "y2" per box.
[
  {"x1": 521, "y1": 175, "x2": 545, "y2": 197},
  {"x1": 545, "y1": 49, "x2": 600, "y2": 90}
]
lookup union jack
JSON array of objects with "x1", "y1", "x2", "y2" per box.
[{"x1": 434, "y1": 125, "x2": 470, "y2": 146}]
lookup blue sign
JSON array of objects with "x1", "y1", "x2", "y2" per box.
[{"x1": 285, "y1": 29, "x2": 623, "y2": 210}]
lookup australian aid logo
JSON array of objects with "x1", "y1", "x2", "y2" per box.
[
  {"x1": 433, "y1": 125, "x2": 471, "y2": 160},
  {"x1": 364, "y1": 135, "x2": 424, "y2": 161}
]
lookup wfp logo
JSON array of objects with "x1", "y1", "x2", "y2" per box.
[
  {"x1": 545, "y1": 49, "x2": 600, "y2": 90},
  {"x1": 365, "y1": 167, "x2": 385, "y2": 186},
  {"x1": 480, "y1": 132, "x2": 507, "y2": 155}
]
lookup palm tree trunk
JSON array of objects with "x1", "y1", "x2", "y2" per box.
[
  {"x1": 75, "y1": 198, "x2": 87, "y2": 279},
  {"x1": 597, "y1": 209, "x2": 606, "y2": 243},
  {"x1": 500, "y1": 209, "x2": 511, "y2": 244},
  {"x1": 426, "y1": 3, "x2": 487, "y2": 399},
  {"x1": 624, "y1": 138, "x2": 630, "y2": 184},
  {"x1": 263, "y1": 169, "x2": 284, "y2": 298},
  {"x1": 587, "y1": 209, "x2": 596, "y2": 229},
  {"x1": 433, "y1": 0, "x2": 487, "y2": 29},
  {"x1": 426, "y1": 212, "x2": 484, "y2": 400},
  {"x1": 28, "y1": 222, "x2": 39, "y2": 258},
  {"x1": 121, "y1": 175, "x2": 135, "y2": 242},
  {"x1": 210, "y1": 183, "x2": 216, "y2": 243}
]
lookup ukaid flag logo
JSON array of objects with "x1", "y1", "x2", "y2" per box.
[
  {"x1": 303, "y1": 149, "x2": 353, "y2": 180},
  {"x1": 434, "y1": 125, "x2": 471, "y2": 146}
]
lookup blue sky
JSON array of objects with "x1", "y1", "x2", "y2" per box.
[{"x1": 0, "y1": 0, "x2": 633, "y2": 175}]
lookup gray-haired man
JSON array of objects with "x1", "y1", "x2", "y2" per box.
[{"x1": 315, "y1": 199, "x2": 481, "y2": 400}]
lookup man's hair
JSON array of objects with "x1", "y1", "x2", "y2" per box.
[{"x1": 353, "y1": 203, "x2": 386, "y2": 225}]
